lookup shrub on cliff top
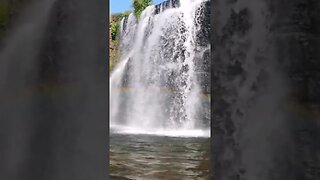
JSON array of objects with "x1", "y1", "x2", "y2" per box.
[{"x1": 133, "y1": 0, "x2": 152, "y2": 18}]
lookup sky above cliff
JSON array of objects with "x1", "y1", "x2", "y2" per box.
[{"x1": 111, "y1": 0, "x2": 166, "y2": 14}]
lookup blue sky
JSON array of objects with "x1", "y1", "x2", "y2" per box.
[{"x1": 110, "y1": 0, "x2": 166, "y2": 14}]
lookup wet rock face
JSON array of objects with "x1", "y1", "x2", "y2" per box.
[
  {"x1": 193, "y1": 0, "x2": 211, "y2": 94},
  {"x1": 154, "y1": 0, "x2": 180, "y2": 14},
  {"x1": 195, "y1": 0, "x2": 211, "y2": 47},
  {"x1": 212, "y1": 0, "x2": 320, "y2": 179}
]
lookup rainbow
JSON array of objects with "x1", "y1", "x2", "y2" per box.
[{"x1": 112, "y1": 87, "x2": 211, "y2": 102}]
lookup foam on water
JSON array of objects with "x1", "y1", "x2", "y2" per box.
[{"x1": 111, "y1": 124, "x2": 210, "y2": 138}]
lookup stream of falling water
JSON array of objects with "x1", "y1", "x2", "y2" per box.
[{"x1": 110, "y1": 0, "x2": 210, "y2": 137}]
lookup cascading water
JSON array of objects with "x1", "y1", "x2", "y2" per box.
[{"x1": 110, "y1": 0, "x2": 210, "y2": 137}]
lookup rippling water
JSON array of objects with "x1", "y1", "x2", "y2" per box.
[{"x1": 110, "y1": 133, "x2": 210, "y2": 180}]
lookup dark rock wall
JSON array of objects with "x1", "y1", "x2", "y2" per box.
[{"x1": 212, "y1": 0, "x2": 320, "y2": 179}]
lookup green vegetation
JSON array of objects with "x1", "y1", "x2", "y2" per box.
[
  {"x1": 109, "y1": 0, "x2": 152, "y2": 71},
  {"x1": 133, "y1": 0, "x2": 152, "y2": 18},
  {"x1": 110, "y1": 11, "x2": 132, "y2": 71},
  {"x1": 110, "y1": 22, "x2": 119, "y2": 41},
  {"x1": 110, "y1": 10, "x2": 132, "y2": 42}
]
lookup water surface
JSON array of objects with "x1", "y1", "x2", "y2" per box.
[{"x1": 110, "y1": 133, "x2": 210, "y2": 180}]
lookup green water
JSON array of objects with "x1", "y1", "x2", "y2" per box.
[{"x1": 110, "y1": 133, "x2": 210, "y2": 180}]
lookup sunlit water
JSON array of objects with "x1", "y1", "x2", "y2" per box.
[{"x1": 110, "y1": 133, "x2": 210, "y2": 180}]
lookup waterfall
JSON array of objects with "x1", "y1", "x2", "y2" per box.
[{"x1": 110, "y1": 0, "x2": 210, "y2": 137}]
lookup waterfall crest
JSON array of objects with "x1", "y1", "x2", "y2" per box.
[{"x1": 110, "y1": 0, "x2": 210, "y2": 137}]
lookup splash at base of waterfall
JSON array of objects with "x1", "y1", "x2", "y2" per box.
[{"x1": 111, "y1": 124, "x2": 210, "y2": 138}]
